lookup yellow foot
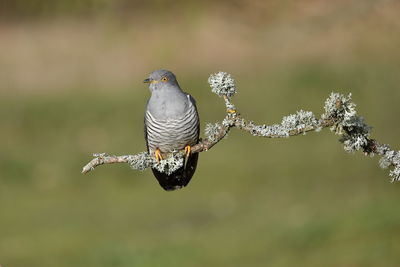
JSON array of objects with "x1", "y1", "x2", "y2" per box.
[
  {"x1": 154, "y1": 148, "x2": 163, "y2": 163},
  {"x1": 227, "y1": 109, "x2": 236, "y2": 114},
  {"x1": 184, "y1": 145, "x2": 191, "y2": 159}
]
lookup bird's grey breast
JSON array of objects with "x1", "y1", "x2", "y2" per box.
[{"x1": 147, "y1": 89, "x2": 189, "y2": 120}]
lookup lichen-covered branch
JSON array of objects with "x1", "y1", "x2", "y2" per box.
[
  {"x1": 82, "y1": 152, "x2": 153, "y2": 174},
  {"x1": 82, "y1": 72, "x2": 400, "y2": 182}
]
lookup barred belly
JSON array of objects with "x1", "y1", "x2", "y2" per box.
[{"x1": 145, "y1": 106, "x2": 199, "y2": 153}]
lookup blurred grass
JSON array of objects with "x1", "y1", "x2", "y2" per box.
[{"x1": 1, "y1": 0, "x2": 400, "y2": 266}]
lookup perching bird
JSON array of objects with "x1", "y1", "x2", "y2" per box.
[{"x1": 144, "y1": 70, "x2": 200, "y2": 191}]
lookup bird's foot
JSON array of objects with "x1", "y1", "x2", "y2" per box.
[
  {"x1": 184, "y1": 145, "x2": 191, "y2": 159},
  {"x1": 154, "y1": 148, "x2": 163, "y2": 163}
]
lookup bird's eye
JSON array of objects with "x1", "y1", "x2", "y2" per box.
[{"x1": 161, "y1": 76, "x2": 169, "y2": 82}]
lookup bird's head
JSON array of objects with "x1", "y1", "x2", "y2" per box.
[{"x1": 144, "y1": 69, "x2": 179, "y2": 92}]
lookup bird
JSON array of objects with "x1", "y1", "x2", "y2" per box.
[{"x1": 143, "y1": 69, "x2": 200, "y2": 191}]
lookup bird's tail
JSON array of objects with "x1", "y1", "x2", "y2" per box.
[{"x1": 152, "y1": 152, "x2": 199, "y2": 191}]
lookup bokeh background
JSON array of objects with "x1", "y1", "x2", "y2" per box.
[{"x1": 1, "y1": 0, "x2": 400, "y2": 266}]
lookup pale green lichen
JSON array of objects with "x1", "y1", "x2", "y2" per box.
[
  {"x1": 208, "y1": 72, "x2": 237, "y2": 97},
  {"x1": 377, "y1": 144, "x2": 400, "y2": 182},
  {"x1": 281, "y1": 110, "x2": 318, "y2": 133},
  {"x1": 238, "y1": 110, "x2": 317, "y2": 138},
  {"x1": 323, "y1": 93, "x2": 371, "y2": 153},
  {"x1": 128, "y1": 152, "x2": 154, "y2": 171},
  {"x1": 128, "y1": 151, "x2": 184, "y2": 175},
  {"x1": 205, "y1": 122, "x2": 224, "y2": 142},
  {"x1": 153, "y1": 154, "x2": 184, "y2": 175}
]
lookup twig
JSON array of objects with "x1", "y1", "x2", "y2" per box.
[{"x1": 82, "y1": 153, "x2": 132, "y2": 174}]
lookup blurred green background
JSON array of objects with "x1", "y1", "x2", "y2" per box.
[{"x1": 1, "y1": 0, "x2": 400, "y2": 266}]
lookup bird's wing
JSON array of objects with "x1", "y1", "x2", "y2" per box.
[
  {"x1": 181, "y1": 93, "x2": 200, "y2": 186},
  {"x1": 144, "y1": 100, "x2": 150, "y2": 151},
  {"x1": 187, "y1": 94, "x2": 200, "y2": 141}
]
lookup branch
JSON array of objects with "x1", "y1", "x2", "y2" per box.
[
  {"x1": 81, "y1": 153, "x2": 145, "y2": 174},
  {"x1": 82, "y1": 72, "x2": 400, "y2": 182}
]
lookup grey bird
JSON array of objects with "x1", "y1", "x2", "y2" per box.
[{"x1": 144, "y1": 70, "x2": 200, "y2": 191}]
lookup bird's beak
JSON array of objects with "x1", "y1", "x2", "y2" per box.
[{"x1": 143, "y1": 78, "x2": 152, "y2": 83}]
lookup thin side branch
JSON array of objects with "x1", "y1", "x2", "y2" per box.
[
  {"x1": 82, "y1": 154, "x2": 132, "y2": 174},
  {"x1": 82, "y1": 72, "x2": 400, "y2": 182}
]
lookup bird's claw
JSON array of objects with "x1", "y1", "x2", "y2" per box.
[
  {"x1": 184, "y1": 145, "x2": 191, "y2": 159},
  {"x1": 154, "y1": 148, "x2": 163, "y2": 163}
]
